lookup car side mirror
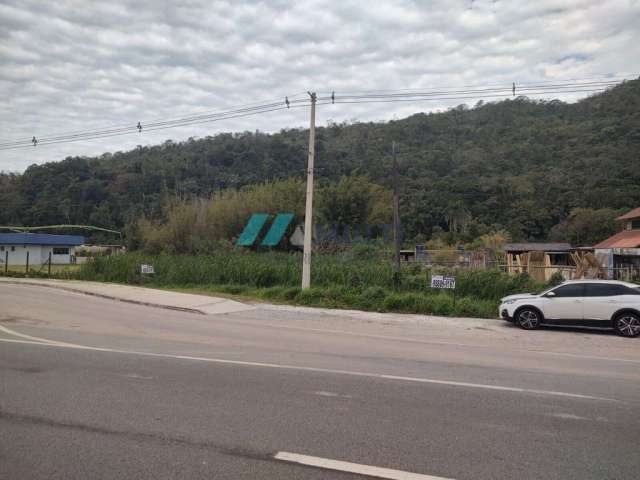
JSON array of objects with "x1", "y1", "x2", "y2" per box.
[{"x1": 545, "y1": 291, "x2": 556, "y2": 298}]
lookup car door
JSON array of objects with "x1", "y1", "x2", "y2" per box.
[
  {"x1": 541, "y1": 283, "x2": 585, "y2": 322},
  {"x1": 582, "y1": 283, "x2": 625, "y2": 326}
]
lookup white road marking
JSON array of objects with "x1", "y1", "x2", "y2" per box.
[
  {"x1": 274, "y1": 451, "x2": 454, "y2": 480},
  {"x1": 123, "y1": 373, "x2": 154, "y2": 380},
  {"x1": 313, "y1": 391, "x2": 339, "y2": 397},
  {"x1": 0, "y1": 331, "x2": 617, "y2": 402},
  {"x1": 0, "y1": 324, "x2": 78, "y2": 347},
  {"x1": 551, "y1": 413, "x2": 588, "y2": 420},
  {"x1": 312, "y1": 390, "x2": 353, "y2": 398}
]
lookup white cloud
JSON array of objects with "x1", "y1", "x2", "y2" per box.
[{"x1": 0, "y1": 0, "x2": 639, "y2": 171}]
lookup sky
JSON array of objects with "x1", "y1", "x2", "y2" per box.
[{"x1": 1, "y1": 0, "x2": 639, "y2": 172}]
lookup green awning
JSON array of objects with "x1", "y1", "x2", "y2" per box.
[
  {"x1": 260, "y1": 213, "x2": 295, "y2": 247},
  {"x1": 236, "y1": 213, "x2": 269, "y2": 247}
]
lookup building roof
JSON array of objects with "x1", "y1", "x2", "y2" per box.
[
  {"x1": 0, "y1": 233, "x2": 85, "y2": 246},
  {"x1": 503, "y1": 242, "x2": 572, "y2": 252},
  {"x1": 593, "y1": 230, "x2": 640, "y2": 248},
  {"x1": 617, "y1": 207, "x2": 640, "y2": 221}
]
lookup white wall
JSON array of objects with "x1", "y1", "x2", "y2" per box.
[
  {"x1": 1, "y1": 245, "x2": 44, "y2": 266},
  {"x1": 0, "y1": 245, "x2": 76, "y2": 266}
]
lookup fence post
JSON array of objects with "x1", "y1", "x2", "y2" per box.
[
  {"x1": 48, "y1": 252, "x2": 52, "y2": 276},
  {"x1": 26, "y1": 251, "x2": 29, "y2": 274},
  {"x1": 4, "y1": 251, "x2": 7, "y2": 273}
]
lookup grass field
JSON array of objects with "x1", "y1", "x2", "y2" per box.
[
  {"x1": 0, "y1": 251, "x2": 552, "y2": 318},
  {"x1": 67, "y1": 251, "x2": 547, "y2": 318},
  {"x1": 1, "y1": 264, "x2": 81, "y2": 274}
]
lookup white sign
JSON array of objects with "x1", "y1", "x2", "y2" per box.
[
  {"x1": 141, "y1": 264, "x2": 155, "y2": 275},
  {"x1": 431, "y1": 274, "x2": 456, "y2": 289}
]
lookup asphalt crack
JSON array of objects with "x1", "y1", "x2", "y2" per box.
[{"x1": 0, "y1": 410, "x2": 275, "y2": 463}]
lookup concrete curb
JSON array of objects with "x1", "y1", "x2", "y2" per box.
[{"x1": 0, "y1": 279, "x2": 208, "y2": 315}]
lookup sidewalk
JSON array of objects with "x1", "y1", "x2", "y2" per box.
[{"x1": 0, "y1": 278, "x2": 254, "y2": 315}]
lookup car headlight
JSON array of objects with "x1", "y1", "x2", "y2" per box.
[{"x1": 502, "y1": 300, "x2": 517, "y2": 305}]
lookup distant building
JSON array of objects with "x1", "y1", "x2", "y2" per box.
[
  {"x1": 594, "y1": 208, "x2": 640, "y2": 280},
  {"x1": 0, "y1": 233, "x2": 85, "y2": 266}
]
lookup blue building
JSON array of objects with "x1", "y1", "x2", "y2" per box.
[{"x1": 0, "y1": 233, "x2": 85, "y2": 266}]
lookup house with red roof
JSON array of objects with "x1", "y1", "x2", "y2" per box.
[{"x1": 594, "y1": 208, "x2": 640, "y2": 280}]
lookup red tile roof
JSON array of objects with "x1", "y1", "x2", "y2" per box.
[
  {"x1": 617, "y1": 207, "x2": 640, "y2": 221},
  {"x1": 594, "y1": 230, "x2": 640, "y2": 248}
]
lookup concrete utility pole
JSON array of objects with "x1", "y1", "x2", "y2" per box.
[
  {"x1": 392, "y1": 141, "x2": 401, "y2": 272},
  {"x1": 301, "y1": 92, "x2": 317, "y2": 289}
]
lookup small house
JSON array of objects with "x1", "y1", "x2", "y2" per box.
[
  {"x1": 0, "y1": 233, "x2": 85, "y2": 266},
  {"x1": 593, "y1": 208, "x2": 640, "y2": 280}
]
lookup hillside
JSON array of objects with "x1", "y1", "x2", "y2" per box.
[{"x1": 1, "y1": 78, "x2": 639, "y2": 243}]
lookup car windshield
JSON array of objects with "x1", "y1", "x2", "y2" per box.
[{"x1": 539, "y1": 285, "x2": 561, "y2": 296}]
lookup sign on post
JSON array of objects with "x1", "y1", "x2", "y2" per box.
[
  {"x1": 140, "y1": 264, "x2": 155, "y2": 275},
  {"x1": 430, "y1": 274, "x2": 456, "y2": 289}
]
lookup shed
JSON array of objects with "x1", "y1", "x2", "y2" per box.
[
  {"x1": 0, "y1": 233, "x2": 85, "y2": 266},
  {"x1": 503, "y1": 243, "x2": 574, "y2": 282}
]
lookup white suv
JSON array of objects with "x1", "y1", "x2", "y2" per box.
[{"x1": 499, "y1": 280, "x2": 640, "y2": 337}]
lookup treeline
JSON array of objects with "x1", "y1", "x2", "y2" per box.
[{"x1": 1, "y1": 78, "x2": 639, "y2": 245}]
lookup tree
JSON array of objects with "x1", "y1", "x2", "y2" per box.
[{"x1": 550, "y1": 208, "x2": 622, "y2": 246}]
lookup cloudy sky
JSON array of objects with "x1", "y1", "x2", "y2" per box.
[{"x1": 1, "y1": 0, "x2": 639, "y2": 171}]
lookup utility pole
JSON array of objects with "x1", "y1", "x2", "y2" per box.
[
  {"x1": 301, "y1": 92, "x2": 317, "y2": 289},
  {"x1": 392, "y1": 141, "x2": 401, "y2": 273}
]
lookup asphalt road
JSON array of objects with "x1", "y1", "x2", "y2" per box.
[{"x1": 1, "y1": 284, "x2": 639, "y2": 480}]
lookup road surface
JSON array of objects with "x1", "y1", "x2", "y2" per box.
[{"x1": 1, "y1": 283, "x2": 639, "y2": 479}]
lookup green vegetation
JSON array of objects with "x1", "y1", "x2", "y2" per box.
[
  {"x1": 1, "y1": 264, "x2": 80, "y2": 275},
  {"x1": 1, "y1": 79, "x2": 639, "y2": 245},
  {"x1": 135, "y1": 176, "x2": 391, "y2": 253},
  {"x1": 67, "y1": 251, "x2": 545, "y2": 318}
]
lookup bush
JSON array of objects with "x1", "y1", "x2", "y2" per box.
[{"x1": 547, "y1": 271, "x2": 565, "y2": 287}]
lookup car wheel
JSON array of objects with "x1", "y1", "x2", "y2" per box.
[
  {"x1": 516, "y1": 308, "x2": 542, "y2": 330},
  {"x1": 613, "y1": 313, "x2": 640, "y2": 338}
]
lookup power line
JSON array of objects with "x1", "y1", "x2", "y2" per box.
[
  {"x1": 0, "y1": 96, "x2": 313, "y2": 148},
  {"x1": 0, "y1": 100, "x2": 314, "y2": 150},
  {"x1": 0, "y1": 77, "x2": 631, "y2": 151},
  {"x1": 326, "y1": 80, "x2": 620, "y2": 100},
  {"x1": 0, "y1": 80, "x2": 623, "y2": 148},
  {"x1": 0, "y1": 103, "x2": 315, "y2": 150},
  {"x1": 0, "y1": 92, "x2": 310, "y2": 147},
  {"x1": 323, "y1": 88, "x2": 609, "y2": 105},
  {"x1": 316, "y1": 74, "x2": 637, "y2": 95}
]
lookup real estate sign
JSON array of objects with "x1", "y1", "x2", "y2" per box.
[
  {"x1": 140, "y1": 264, "x2": 155, "y2": 275},
  {"x1": 430, "y1": 274, "x2": 456, "y2": 289}
]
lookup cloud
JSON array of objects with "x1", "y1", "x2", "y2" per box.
[{"x1": 0, "y1": 0, "x2": 639, "y2": 171}]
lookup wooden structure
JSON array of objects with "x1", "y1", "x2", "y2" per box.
[
  {"x1": 504, "y1": 243, "x2": 574, "y2": 282},
  {"x1": 570, "y1": 250, "x2": 607, "y2": 279}
]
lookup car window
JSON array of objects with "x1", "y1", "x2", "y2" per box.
[
  {"x1": 623, "y1": 286, "x2": 640, "y2": 295},
  {"x1": 551, "y1": 284, "x2": 585, "y2": 297},
  {"x1": 584, "y1": 283, "x2": 626, "y2": 297}
]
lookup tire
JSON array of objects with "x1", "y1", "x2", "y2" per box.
[
  {"x1": 613, "y1": 313, "x2": 640, "y2": 338},
  {"x1": 515, "y1": 307, "x2": 542, "y2": 330}
]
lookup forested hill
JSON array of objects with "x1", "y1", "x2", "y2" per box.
[{"x1": 1, "y1": 78, "x2": 639, "y2": 242}]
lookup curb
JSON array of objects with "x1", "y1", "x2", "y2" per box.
[{"x1": 0, "y1": 280, "x2": 206, "y2": 315}]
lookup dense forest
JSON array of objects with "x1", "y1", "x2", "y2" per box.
[{"x1": 1, "y1": 78, "x2": 639, "y2": 246}]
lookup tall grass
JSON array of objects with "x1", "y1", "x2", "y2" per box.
[{"x1": 72, "y1": 251, "x2": 544, "y2": 318}]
